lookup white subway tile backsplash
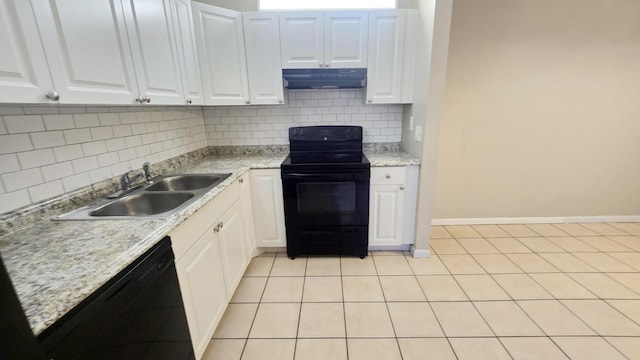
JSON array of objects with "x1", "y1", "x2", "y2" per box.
[
  {"x1": 112, "y1": 125, "x2": 132, "y2": 137},
  {"x1": 53, "y1": 144, "x2": 84, "y2": 162},
  {"x1": 88, "y1": 167, "x2": 112, "y2": 184},
  {"x1": 73, "y1": 113, "x2": 100, "y2": 128},
  {"x1": 2, "y1": 168, "x2": 43, "y2": 192},
  {"x1": 98, "y1": 113, "x2": 120, "y2": 126},
  {"x1": 28, "y1": 180, "x2": 64, "y2": 203},
  {"x1": 30, "y1": 131, "x2": 66, "y2": 149},
  {"x1": 0, "y1": 190, "x2": 31, "y2": 214},
  {"x1": 63, "y1": 128, "x2": 92, "y2": 144},
  {"x1": 81, "y1": 141, "x2": 107, "y2": 157},
  {"x1": 4, "y1": 115, "x2": 45, "y2": 134},
  {"x1": 41, "y1": 162, "x2": 74, "y2": 182},
  {"x1": 17, "y1": 149, "x2": 55, "y2": 169},
  {"x1": 97, "y1": 153, "x2": 119, "y2": 168},
  {"x1": 62, "y1": 173, "x2": 91, "y2": 193},
  {"x1": 71, "y1": 156, "x2": 99, "y2": 173},
  {"x1": 43, "y1": 114, "x2": 75, "y2": 130},
  {"x1": 23, "y1": 106, "x2": 58, "y2": 115},
  {"x1": 124, "y1": 135, "x2": 142, "y2": 148},
  {"x1": 0, "y1": 154, "x2": 21, "y2": 174},
  {"x1": 90, "y1": 126, "x2": 114, "y2": 140}
]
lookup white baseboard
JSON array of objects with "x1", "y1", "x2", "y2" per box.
[{"x1": 432, "y1": 215, "x2": 640, "y2": 225}]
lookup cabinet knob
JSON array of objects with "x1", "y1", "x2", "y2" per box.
[
  {"x1": 367, "y1": 99, "x2": 372, "y2": 103},
  {"x1": 46, "y1": 90, "x2": 60, "y2": 101},
  {"x1": 186, "y1": 99, "x2": 192, "y2": 104},
  {"x1": 278, "y1": 99, "x2": 283, "y2": 104},
  {"x1": 400, "y1": 185, "x2": 405, "y2": 190},
  {"x1": 144, "y1": 96, "x2": 151, "y2": 103},
  {"x1": 245, "y1": 100, "x2": 250, "y2": 104},
  {"x1": 385, "y1": 174, "x2": 391, "y2": 179},
  {"x1": 239, "y1": 178, "x2": 244, "y2": 184},
  {"x1": 135, "y1": 96, "x2": 144, "y2": 103},
  {"x1": 219, "y1": 221, "x2": 224, "y2": 229}
]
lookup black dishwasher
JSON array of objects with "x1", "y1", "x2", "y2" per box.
[{"x1": 37, "y1": 237, "x2": 194, "y2": 360}]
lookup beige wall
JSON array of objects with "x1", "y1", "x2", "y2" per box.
[{"x1": 433, "y1": 0, "x2": 640, "y2": 219}]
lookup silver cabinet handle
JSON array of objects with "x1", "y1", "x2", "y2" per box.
[
  {"x1": 278, "y1": 99, "x2": 283, "y2": 104},
  {"x1": 135, "y1": 96, "x2": 144, "y2": 103},
  {"x1": 325, "y1": 63, "x2": 330, "y2": 67},
  {"x1": 385, "y1": 174, "x2": 391, "y2": 179},
  {"x1": 367, "y1": 99, "x2": 372, "y2": 103},
  {"x1": 239, "y1": 178, "x2": 244, "y2": 184},
  {"x1": 144, "y1": 96, "x2": 151, "y2": 103},
  {"x1": 400, "y1": 185, "x2": 405, "y2": 190},
  {"x1": 245, "y1": 100, "x2": 250, "y2": 104},
  {"x1": 219, "y1": 221, "x2": 223, "y2": 228},
  {"x1": 46, "y1": 90, "x2": 60, "y2": 101},
  {"x1": 186, "y1": 99, "x2": 192, "y2": 104}
]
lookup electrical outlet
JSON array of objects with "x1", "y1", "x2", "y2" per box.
[
  {"x1": 415, "y1": 125, "x2": 422, "y2": 142},
  {"x1": 409, "y1": 116, "x2": 414, "y2": 131}
]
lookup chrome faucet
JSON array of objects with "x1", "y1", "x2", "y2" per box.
[
  {"x1": 120, "y1": 170, "x2": 144, "y2": 194},
  {"x1": 142, "y1": 162, "x2": 153, "y2": 184}
]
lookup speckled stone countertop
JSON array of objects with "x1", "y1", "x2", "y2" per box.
[{"x1": 0, "y1": 151, "x2": 419, "y2": 336}]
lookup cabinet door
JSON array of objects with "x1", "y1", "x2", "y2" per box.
[
  {"x1": 31, "y1": 0, "x2": 140, "y2": 104},
  {"x1": 121, "y1": 0, "x2": 184, "y2": 105},
  {"x1": 169, "y1": 0, "x2": 204, "y2": 105},
  {"x1": 217, "y1": 201, "x2": 247, "y2": 300},
  {"x1": 243, "y1": 12, "x2": 284, "y2": 105},
  {"x1": 279, "y1": 11, "x2": 323, "y2": 69},
  {"x1": 175, "y1": 229, "x2": 227, "y2": 360},
  {"x1": 192, "y1": 3, "x2": 249, "y2": 105},
  {"x1": 0, "y1": 0, "x2": 54, "y2": 103},
  {"x1": 324, "y1": 11, "x2": 368, "y2": 68},
  {"x1": 238, "y1": 174, "x2": 257, "y2": 258},
  {"x1": 369, "y1": 183, "x2": 406, "y2": 246},
  {"x1": 366, "y1": 10, "x2": 406, "y2": 104},
  {"x1": 250, "y1": 169, "x2": 286, "y2": 247}
]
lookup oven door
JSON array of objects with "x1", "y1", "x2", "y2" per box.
[{"x1": 281, "y1": 169, "x2": 370, "y2": 227}]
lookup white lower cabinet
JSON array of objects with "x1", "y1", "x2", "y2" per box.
[
  {"x1": 216, "y1": 201, "x2": 247, "y2": 301},
  {"x1": 250, "y1": 169, "x2": 286, "y2": 247},
  {"x1": 369, "y1": 166, "x2": 419, "y2": 247}
]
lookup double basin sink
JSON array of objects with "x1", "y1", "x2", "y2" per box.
[{"x1": 56, "y1": 173, "x2": 231, "y2": 220}]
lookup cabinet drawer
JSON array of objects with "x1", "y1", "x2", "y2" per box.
[
  {"x1": 171, "y1": 180, "x2": 240, "y2": 260},
  {"x1": 371, "y1": 167, "x2": 406, "y2": 184}
]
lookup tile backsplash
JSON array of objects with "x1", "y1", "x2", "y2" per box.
[
  {"x1": 204, "y1": 89, "x2": 403, "y2": 146},
  {"x1": 0, "y1": 89, "x2": 404, "y2": 214}
]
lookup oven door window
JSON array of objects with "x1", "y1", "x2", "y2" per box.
[{"x1": 297, "y1": 182, "x2": 356, "y2": 214}]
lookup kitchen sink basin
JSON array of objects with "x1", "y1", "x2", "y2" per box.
[
  {"x1": 89, "y1": 192, "x2": 194, "y2": 217},
  {"x1": 145, "y1": 173, "x2": 231, "y2": 192}
]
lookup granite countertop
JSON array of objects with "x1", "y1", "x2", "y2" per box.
[{"x1": 0, "y1": 150, "x2": 419, "y2": 336}]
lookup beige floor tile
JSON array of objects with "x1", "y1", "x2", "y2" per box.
[
  {"x1": 517, "y1": 300, "x2": 594, "y2": 335},
  {"x1": 370, "y1": 250, "x2": 404, "y2": 255},
  {"x1": 538, "y1": 253, "x2": 598, "y2": 272},
  {"x1": 430, "y1": 302, "x2": 493, "y2": 336},
  {"x1": 472, "y1": 224, "x2": 510, "y2": 237},
  {"x1": 473, "y1": 253, "x2": 522, "y2": 273},
  {"x1": 305, "y1": 257, "x2": 341, "y2": 276},
  {"x1": 608, "y1": 252, "x2": 640, "y2": 271},
  {"x1": 428, "y1": 238, "x2": 467, "y2": 254},
  {"x1": 605, "y1": 337, "x2": 640, "y2": 360},
  {"x1": 457, "y1": 238, "x2": 500, "y2": 254},
  {"x1": 260, "y1": 277, "x2": 304, "y2": 302},
  {"x1": 417, "y1": 275, "x2": 468, "y2": 301},
  {"x1": 500, "y1": 337, "x2": 569, "y2": 360},
  {"x1": 569, "y1": 273, "x2": 640, "y2": 299},
  {"x1": 249, "y1": 303, "x2": 300, "y2": 338},
  {"x1": 561, "y1": 300, "x2": 640, "y2": 336},
  {"x1": 344, "y1": 302, "x2": 395, "y2": 337},
  {"x1": 545, "y1": 236, "x2": 599, "y2": 252},
  {"x1": 552, "y1": 223, "x2": 598, "y2": 236},
  {"x1": 526, "y1": 223, "x2": 570, "y2": 237},
  {"x1": 298, "y1": 303, "x2": 345, "y2": 338},
  {"x1": 445, "y1": 225, "x2": 481, "y2": 238},
  {"x1": 231, "y1": 277, "x2": 267, "y2": 303},
  {"x1": 449, "y1": 338, "x2": 511, "y2": 360},
  {"x1": 573, "y1": 252, "x2": 636, "y2": 272},
  {"x1": 492, "y1": 274, "x2": 553, "y2": 300},
  {"x1": 295, "y1": 339, "x2": 347, "y2": 360},
  {"x1": 256, "y1": 251, "x2": 277, "y2": 257},
  {"x1": 387, "y1": 302, "x2": 443, "y2": 337},
  {"x1": 341, "y1": 256, "x2": 376, "y2": 275},
  {"x1": 398, "y1": 338, "x2": 456, "y2": 360},
  {"x1": 487, "y1": 237, "x2": 532, "y2": 253},
  {"x1": 606, "y1": 300, "x2": 640, "y2": 324},
  {"x1": 609, "y1": 223, "x2": 640, "y2": 235},
  {"x1": 577, "y1": 235, "x2": 635, "y2": 252},
  {"x1": 379, "y1": 276, "x2": 426, "y2": 301},
  {"x1": 242, "y1": 339, "x2": 295, "y2": 360},
  {"x1": 529, "y1": 273, "x2": 596, "y2": 299},
  {"x1": 455, "y1": 275, "x2": 511, "y2": 300},
  {"x1": 606, "y1": 273, "x2": 640, "y2": 293},
  {"x1": 475, "y1": 301, "x2": 543, "y2": 336},
  {"x1": 581, "y1": 223, "x2": 630, "y2": 236},
  {"x1": 499, "y1": 224, "x2": 539, "y2": 237},
  {"x1": 516, "y1": 237, "x2": 564, "y2": 252},
  {"x1": 404, "y1": 254, "x2": 450, "y2": 275},
  {"x1": 608, "y1": 236, "x2": 640, "y2": 251},
  {"x1": 342, "y1": 276, "x2": 385, "y2": 302},
  {"x1": 302, "y1": 276, "x2": 343, "y2": 302},
  {"x1": 552, "y1": 336, "x2": 627, "y2": 360},
  {"x1": 202, "y1": 339, "x2": 245, "y2": 360},
  {"x1": 270, "y1": 256, "x2": 306, "y2": 276},
  {"x1": 372, "y1": 255, "x2": 413, "y2": 275},
  {"x1": 507, "y1": 253, "x2": 560, "y2": 273},
  {"x1": 431, "y1": 225, "x2": 453, "y2": 238},
  {"x1": 244, "y1": 257, "x2": 274, "y2": 276},
  {"x1": 347, "y1": 338, "x2": 402, "y2": 360},
  {"x1": 213, "y1": 303, "x2": 258, "y2": 338},
  {"x1": 439, "y1": 254, "x2": 486, "y2": 274}
]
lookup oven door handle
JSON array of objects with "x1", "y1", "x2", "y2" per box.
[{"x1": 282, "y1": 172, "x2": 368, "y2": 181}]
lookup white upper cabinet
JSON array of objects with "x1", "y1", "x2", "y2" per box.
[
  {"x1": 243, "y1": 12, "x2": 284, "y2": 105},
  {"x1": 192, "y1": 3, "x2": 249, "y2": 105},
  {"x1": 0, "y1": 0, "x2": 54, "y2": 103},
  {"x1": 168, "y1": 0, "x2": 204, "y2": 105},
  {"x1": 31, "y1": 0, "x2": 140, "y2": 104},
  {"x1": 366, "y1": 10, "x2": 417, "y2": 104},
  {"x1": 280, "y1": 11, "x2": 367, "y2": 69},
  {"x1": 122, "y1": 0, "x2": 185, "y2": 105}
]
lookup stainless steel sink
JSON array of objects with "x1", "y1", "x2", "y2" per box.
[
  {"x1": 145, "y1": 174, "x2": 230, "y2": 192},
  {"x1": 90, "y1": 192, "x2": 194, "y2": 217}
]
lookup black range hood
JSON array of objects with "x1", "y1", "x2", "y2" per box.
[{"x1": 283, "y1": 68, "x2": 367, "y2": 89}]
